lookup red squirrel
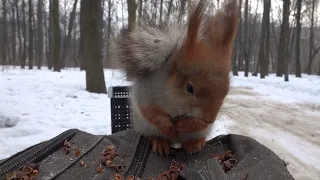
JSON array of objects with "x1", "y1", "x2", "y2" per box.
[{"x1": 110, "y1": 0, "x2": 238, "y2": 155}]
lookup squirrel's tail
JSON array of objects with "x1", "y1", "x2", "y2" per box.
[
  {"x1": 109, "y1": 0, "x2": 238, "y2": 81},
  {"x1": 109, "y1": 22, "x2": 185, "y2": 81}
]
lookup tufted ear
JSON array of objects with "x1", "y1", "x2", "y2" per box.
[
  {"x1": 206, "y1": 0, "x2": 239, "y2": 48},
  {"x1": 182, "y1": 0, "x2": 206, "y2": 53}
]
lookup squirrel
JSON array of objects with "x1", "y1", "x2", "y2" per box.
[{"x1": 110, "y1": 0, "x2": 239, "y2": 155}]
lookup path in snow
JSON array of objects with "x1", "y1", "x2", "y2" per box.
[{"x1": 220, "y1": 87, "x2": 320, "y2": 180}]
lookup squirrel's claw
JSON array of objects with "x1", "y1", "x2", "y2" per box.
[
  {"x1": 182, "y1": 138, "x2": 206, "y2": 154},
  {"x1": 150, "y1": 137, "x2": 171, "y2": 156}
]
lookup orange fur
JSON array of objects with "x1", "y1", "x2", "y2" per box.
[
  {"x1": 168, "y1": 0, "x2": 238, "y2": 124},
  {"x1": 138, "y1": 104, "x2": 177, "y2": 137}
]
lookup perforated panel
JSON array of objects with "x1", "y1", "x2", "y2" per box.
[{"x1": 110, "y1": 86, "x2": 133, "y2": 134}]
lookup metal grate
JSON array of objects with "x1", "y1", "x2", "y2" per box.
[{"x1": 108, "y1": 86, "x2": 133, "y2": 133}]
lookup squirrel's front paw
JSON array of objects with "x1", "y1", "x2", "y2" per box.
[
  {"x1": 149, "y1": 137, "x2": 171, "y2": 156},
  {"x1": 153, "y1": 116, "x2": 177, "y2": 138},
  {"x1": 182, "y1": 138, "x2": 206, "y2": 154}
]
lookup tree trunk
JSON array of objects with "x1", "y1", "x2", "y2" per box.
[
  {"x1": 1, "y1": 0, "x2": 8, "y2": 65},
  {"x1": 265, "y1": 0, "x2": 271, "y2": 76},
  {"x1": 277, "y1": 0, "x2": 290, "y2": 79},
  {"x1": 178, "y1": 0, "x2": 187, "y2": 21},
  {"x1": 11, "y1": 3, "x2": 17, "y2": 65},
  {"x1": 165, "y1": 0, "x2": 174, "y2": 23},
  {"x1": 295, "y1": 0, "x2": 302, "y2": 77},
  {"x1": 159, "y1": 0, "x2": 164, "y2": 24},
  {"x1": 232, "y1": 41, "x2": 238, "y2": 76},
  {"x1": 258, "y1": 0, "x2": 270, "y2": 79},
  {"x1": 15, "y1": 0, "x2": 23, "y2": 67},
  {"x1": 283, "y1": 0, "x2": 290, "y2": 81},
  {"x1": 237, "y1": 0, "x2": 243, "y2": 71},
  {"x1": 48, "y1": 0, "x2": 53, "y2": 69},
  {"x1": 36, "y1": 0, "x2": 44, "y2": 69},
  {"x1": 79, "y1": 0, "x2": 86, "y2": 70},
  {"x1": 28, "y1": 0, "x2": 34, "y2": 69},
  {"x1": 52, "y1": 0, "x2": 61, "y2": 71},
  {"x1": 82, "y1": 0, "x2": 107, "y2": 94},
  {"x1": 60, "y1": 0, "x2": 78, "y2": 67},
  {"x1": 244, "y1": 0, "x2": 249, "y2": 77},
  {"x1": 73, "y1": 20, "x2": 77, "y2": 67},
  {"x1": 138, "y1": 0, "x2": 143, "y2": 25},
  {"x1": 22, "y1": 0, "x2": 27, "y2": 68},
  {"x1": 305, "y1": 0, "x2": 316, "y2": 75},
  {"x1": 106, "y1": 0, "x2": 112, "y2": 67},
  {"x1": 127, "y1": 0, "x2": 137, "y2": 32}
]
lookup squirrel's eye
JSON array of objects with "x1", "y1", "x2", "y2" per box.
[{"x1": 186, "y1": 82, "x2": 195, "y2": 95}]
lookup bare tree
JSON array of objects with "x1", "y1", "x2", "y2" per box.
[
  {"x1": 28, "y1": 0, "x2": 34, "y2": 69},
  {"x1": 277, "y1": 0, "x2": 290, "y2": 81},
  {"x1": 79, "y1": 0, "x2": 86, "y2": 70},
  {"x1": 10, "y1": 1, "x2": 17, "y2": 65},
  {"x1": 305, "y1": 0, "x2": 320, "y2": 74},
  {"x1": 21, "y1": 0, "x2": 27, "y2": 68},
  {"x1": 237, "y1": 0, "x2": 243, "y2": 72},
  {"x1": 127, "y1": 0, "x2": 137, "y2": 32},
  {"x1": 36, "y1": 0, "x2": 44, "y2": 69},
  {"x1": 15, "y1": 0, "x2": 23, "y2": 67},
  {"x1": 178, "y1": 0, "x2": 187, "y2": 21},
  {"x1": 295, "y1": 0, "x2": 302, "y2": 77},
  {"x1": 106, "y1": 0, "x2": 112, "y2": 67},
  {"x1": 81, "y1": 0, "x2": 107, "y2": 93},
  {"x1": 283, "y1": 0, "x2": 291, "y2": 81},
  {"x1": 244, "y1": 0, "x2": 249, "y2": 77},
  {"x1": 1, "y1": 0, "x2": 8, "y2": 65},
  {"x1": 159, "y1": 0, "x2": 164, "y2": 24},
  {"x1": 60, "y1": 0, "x2": 78, "y2": 67},
  {"x1": 48, "y1": 0, "x2": 53, "y2": 69},
  {"x1": 52, "y1": 0, "x2": 61, "y2": 71},
  {"x1": 165, "y1": 0, "x2": 174, "y2": 23},
  {"x1": 258, "y1": 0, "x2": 271, "y2": 79}
]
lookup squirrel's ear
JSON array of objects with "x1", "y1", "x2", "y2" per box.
[
  {"x1": 207, "y1": 0, "x2": 238, "y2": 48},
  {"x1": 183, "y1": 0, "x2": 205, "y2": 52}
]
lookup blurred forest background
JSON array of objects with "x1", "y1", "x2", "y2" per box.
[{"x1": 0, "y1": 0, "x2": 319, "y2": 93}]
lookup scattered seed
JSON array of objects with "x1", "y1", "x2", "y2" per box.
[
  {"x1": 75, "y1": 149, "x2": 81, "y2": 157},
  {"x1": 116, "y1": 164, "x2": 125, "y2": 173},
  {"x1": 106, "y1": 160, "x2": 116, "y2": 168},
  {"x1": 64, "y1": 147, "x2": 71, "y2": 154},
  {"x1": 126, "y1": 175, "x2": 134, "y2": 180},
  {"x1": 80, "y1": 160, "x2": 85, "y2": 166},
  {"x1": 97, "y1": 165, "x2": 103, "y2": 174},
  {"x1": 30, "y1": 169, "x2": 39, "y2": 179},
  {"x1": 16, "y1": 171, "x2": 26, "y2": 178},
  {"x1": 242, "y1": 173, "x2": 249, "y2": 180},
  {"x1": 22, "y1": 165, "x2": 33, "y2": 175},
  {"x1": 114, "y1": 173, "x2": 122, "y2": 180},
  {"x1": 64, "y1": 140, "x2": 71, "y2": 148},
  {"x1": 6, "y1": 171, "x2": 16, "y2": 180},
  {"x1": 106, "y1": 145, "x2": 114, "y2": 150}
]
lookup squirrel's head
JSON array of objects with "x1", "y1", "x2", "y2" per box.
[{"x1": 168, "y1": 0, "x2": 238, "y2": 124}]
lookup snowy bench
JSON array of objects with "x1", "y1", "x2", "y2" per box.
[{"x1": 107, "y1": 86, "x2": 133, "y2": 133}]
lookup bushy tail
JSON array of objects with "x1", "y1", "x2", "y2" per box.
[
  {"x1": 109, "y1": 0, "x2": 238, "y2": 81},
  {"x1": 109, "y1": 23, "x2": 185, "y2": 81}
]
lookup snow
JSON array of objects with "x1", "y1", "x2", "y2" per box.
[{"x1": 0, "y1": 67, "x2": 319, "y2": 180}]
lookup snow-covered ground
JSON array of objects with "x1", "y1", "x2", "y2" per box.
[{"x1": 0, "y1": 67, "x2": 319, "y2": 180}]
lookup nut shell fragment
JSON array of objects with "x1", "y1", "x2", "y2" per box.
[{"x1": 16, "y1": 171, "x2": 26, "y2": 178}]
